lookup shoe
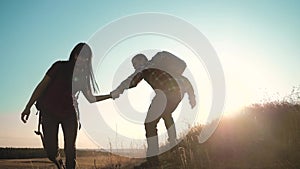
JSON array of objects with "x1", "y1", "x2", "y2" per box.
[
  {"x1": 134, "y1": 160, "x2": 160, "y2": 169},
  {"x1": 54, "y1": 158, "x2": 65, "y2": 169}
]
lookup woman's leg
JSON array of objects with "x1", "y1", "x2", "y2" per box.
[
  {"x1": 61, "y1": 114, "x2": 78, "y2": 169},
  {"x1": 41, "y1": 113, "x2": 60, "y2": 165}
]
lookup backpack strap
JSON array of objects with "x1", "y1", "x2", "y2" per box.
[
  {"x1": 73, "y1": 91, "x2": 81, "y2": 130},
  {"x1": 34, "y1": 110, "x2": 42, "y2": 135},
  {"x1": 34, "y1": 110, "x2": 45, "y2": 147}
]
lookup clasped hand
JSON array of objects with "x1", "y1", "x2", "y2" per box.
[{"x1": 110, "y1": 89, "x2": 121, "y2": 99}]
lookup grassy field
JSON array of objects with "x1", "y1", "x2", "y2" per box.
[
  {"x1": 160, "y1": 102, "x2": 300, "y2": 169},
  {"x1": 1, "y1": 90, "x2": 300, "y2": 169},
  {"x1": 0, "y1": 157, "x2": 142, "y2": 169},
  {"x1": 0, "y1": 149, "x2": 142, "y2": 169}
]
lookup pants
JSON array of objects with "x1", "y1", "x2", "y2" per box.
[
  {"x1": 41, "y1": 112, "x2": 78, "y2": 169},
  {"x1": 144, "y1": 89, "x2": 182, "y2": 159}
]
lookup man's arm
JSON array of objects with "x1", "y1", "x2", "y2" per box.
[
  {"x1": 180, "y1": 76, "x2": 196, "y2": 108},
  {"x1": 111, "y1": 71, "x2": 143, "y2": 99}
]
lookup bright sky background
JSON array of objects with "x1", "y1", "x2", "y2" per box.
[{"x1": 1, "y1": 0, "x2": 300, "y2": 149}]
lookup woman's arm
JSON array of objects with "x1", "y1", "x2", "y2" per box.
[
  {"x1": 95, "y1": 94, "x2": 112, "y2": 102},
  {"x1": 82, "y1": 89, "x2": 112, "y2": 103},
  {"x1": 21, "y1": 75, "x2": 51, "y2": 123}
]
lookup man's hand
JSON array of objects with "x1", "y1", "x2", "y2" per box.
[
  {"x1": 189, "y1": 97, "x2": 196, "y2": 109},
  {"x1": 21, "y1": 107, "x2": 31, "y2": 123}
]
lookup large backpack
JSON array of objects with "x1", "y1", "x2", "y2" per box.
[{"x1": 149, "y1": 51, "x2": 187, "y2": 75}]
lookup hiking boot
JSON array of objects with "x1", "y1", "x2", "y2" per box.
[
  {"x1": 54, "y1": 158, "x2": 65, "y2": 169},
  {"x1": 134, "y1": 161, "x2": 161, "y2": 169},
  {"x1": 134, "y1": 155, "x2": 160, "y2": 169}
]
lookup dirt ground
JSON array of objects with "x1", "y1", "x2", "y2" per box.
[{"x1": 0, "y1": 156, "x2": 143, "y2": 169}]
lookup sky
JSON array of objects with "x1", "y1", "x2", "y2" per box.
[{"x1": 0, "y1": 0, "x2": 300, "y2": 149}]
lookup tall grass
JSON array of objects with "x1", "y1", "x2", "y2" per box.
[
  {"x1": 159, "y1": 87, "x2": 300, "y2": 169},
  {"x1": 3, "y1": 87, "x2": 300, "y2": 168}
]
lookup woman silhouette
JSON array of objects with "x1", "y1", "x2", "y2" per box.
[{"x1": 21, "y1": 42, "x2": 111, "y2": 169}]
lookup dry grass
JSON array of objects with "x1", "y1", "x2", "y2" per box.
[
  {"x1": 0, "y1": 155, "x2": 142, "y2": 169},
  {"x1": 2, "y1": 87, "x2": 300, "y2": 169}
]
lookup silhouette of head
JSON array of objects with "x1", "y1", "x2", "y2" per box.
[
  {"x1": 132, "y1": 54, "x2": 148, "y2": 70},
  {"x1": 69, "y1": 42, "x2": 92, "y2": 64},
  {"x1": 71, "y1": 42, "x2": 99, "y2": 93}
]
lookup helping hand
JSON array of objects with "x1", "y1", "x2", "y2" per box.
[{"x1": 110, "y1": 90, "x2": 120, "y2": 100}]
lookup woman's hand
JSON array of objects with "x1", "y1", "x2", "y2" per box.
[
  {"x1": 21, "y1": 107, "x2": 31, "y2": 123},
  {"x1": 21, "y1": 75, "x2": 51, "y2": 123}
]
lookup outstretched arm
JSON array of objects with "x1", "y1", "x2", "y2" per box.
[
  {"x1": 21, "y1": 75, "x2": 51, "y2": 123},
  {"x1": 111, "y1": 71, "x2": 143, "y2": 99},
  {"x1": 82, "y1": 89, "x2": 112, "y2": 103}
]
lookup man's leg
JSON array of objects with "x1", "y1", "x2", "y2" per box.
[
  {"x1": 144, "y1": 91, "x2": 167, "y2": 166},
  {"x1": 42, "y1": 113, "x2": 61, "y2": 167},
  {"x1": 162, "y1": 113, "x2": 177, "y2": 146},
  {"x1": 61, "y1": 114, "x2": 78, "y2": 169},
  {"x1": 163, "y1": 94, "x2": 182, "y2": 146},
  {"x1": 144, "y1": 120, "x2": 160, "y2": 158},
  {"x1": 144, "y1": 120, "x2": 160, "y2": 167}
]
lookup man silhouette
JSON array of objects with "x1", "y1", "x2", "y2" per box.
[{"x1": 111, "y1": 52, "x2": 196, "y2": 168}]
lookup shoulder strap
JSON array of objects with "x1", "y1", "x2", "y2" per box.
[{"x1": 73, "y1": 91, "x2": 81, "y2": 130}]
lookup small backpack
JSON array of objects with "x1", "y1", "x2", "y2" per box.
[{"x1": 149, "y1": 51, "x2": 187, "y2": 75}]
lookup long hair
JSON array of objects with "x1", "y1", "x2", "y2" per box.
[{"x1": 70, "y1": 43, "x2": 99, "y2": 94}]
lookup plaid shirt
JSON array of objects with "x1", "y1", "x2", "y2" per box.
[{"x1": 116, "y1": 68, "x2": 194, "y2": 96}]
